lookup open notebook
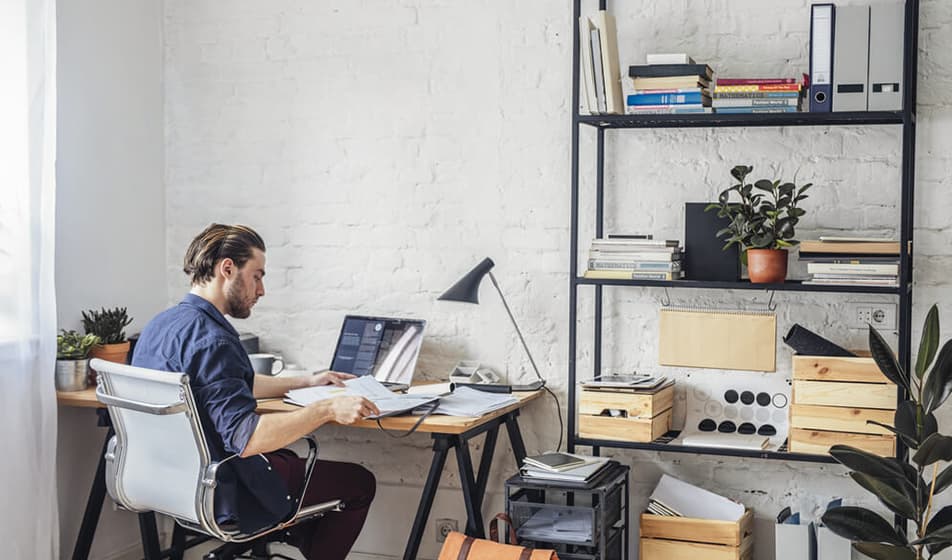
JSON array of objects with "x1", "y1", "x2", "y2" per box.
[{"x1": 285, "y1": 376, "x2": 440, "y2": 419}]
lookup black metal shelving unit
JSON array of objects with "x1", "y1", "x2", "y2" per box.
[{"x1": 567, "y1": 0, "x2": 919, "y2": 466}]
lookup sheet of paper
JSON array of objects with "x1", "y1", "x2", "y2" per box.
[
  {"x1": 428, "y1": 387, "x2": 517, "y2": 417},
  {"x1": 649, "y1": 474, "x2": 745, "y2": 522},
  {"x1": 285, "y1": 376, "x2": 437, "y2": 418}
]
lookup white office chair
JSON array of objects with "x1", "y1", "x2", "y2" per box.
[{"x1": 91, "y1": 358, "x2": 342, "y2": 560}]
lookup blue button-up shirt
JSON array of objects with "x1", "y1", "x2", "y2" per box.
[{"x1": 132, "y1": 293, "x2": 293, "y2": 532}]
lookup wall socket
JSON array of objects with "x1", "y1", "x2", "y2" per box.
[
  {"x1": 851, "y1": 303, "x2": 897, "y2": 330},
  {"x1": 435, "y1": 518, "x2": 459, "y2": 543}
]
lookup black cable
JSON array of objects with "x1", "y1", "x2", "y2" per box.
[
  {"x1": 375, "y1": 401, "x2": 439, "y2": 438},
  {"x1": 542, "y1": 384, "x2": 564, "y2": 452}
]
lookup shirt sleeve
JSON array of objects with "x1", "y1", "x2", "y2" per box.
[{"x1": 185, "y1": 337, "x2": 260, "y2": 455}]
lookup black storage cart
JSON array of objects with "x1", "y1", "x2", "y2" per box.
[{"x1": 505, "y1": 462, "x2": 629, "y2": 560}]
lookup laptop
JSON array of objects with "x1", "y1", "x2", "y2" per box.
[{"x1": 329, "y1": 315, "x2": 426, "y2": 391}]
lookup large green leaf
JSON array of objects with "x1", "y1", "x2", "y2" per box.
[
  {"x1": 849, "y1": 472, "x2": 917, "y2": 519},
  {"x1": 934, "y1": 464, "x2": 952, "y2": 495},
  {"x1": 821, "y1": 507, "x2": 906, "y2": 546},
  {"x1": 866, "y1": 420, "x2": 918, "y2": 450},
  {"x1": 922, "y1": 339, "x2": 952, "y2": 413},
  {"x1": 893, "y1": 401, "x2": 935, "y2": 447},
  {"x1": 916, "y1": 305, "x2": 940, "y2": 379},
  {"x1": 912, "y1": 433, "x2": 952, "y2": 466},
  {"x1": 853, "y1": 542, "x2": 916, "y2": 560},
  {"x1": 869, "y1": 325, "x2": 909, "y2": 392},
  {"x1": 910, "y1": 524, "x2": 952, "y2": 545},
  {"x1": 830, "y1": 445, "x2": 907, "y2": 479},
  {"x1": 926, "y1": 505, "x2": 952, "y2": 536}
]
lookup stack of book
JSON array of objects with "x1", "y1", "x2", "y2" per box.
[
  {"x1": 712, "y1": 78, "x2": 804, "y2": 114},
  {"x1": 626, "y1": 54, "x2": 713, "y2": 115},
  {"x1": 521, "y1": 452, "x2": 615, "y2": 484},
  {"x1": 584, "y1": 237, "x2": 683, "y2": 281},
  {"x1": 799, "y1": 237, "x2": 900, "y2": 287}
]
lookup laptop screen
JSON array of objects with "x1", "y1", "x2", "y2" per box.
[{"x1": 330, "y1": 315, "x2": 426, "y2": 385}]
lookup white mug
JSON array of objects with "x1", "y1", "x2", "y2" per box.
[{"x1": 248, "y1": 353, "x2": 285, "y2": 376}]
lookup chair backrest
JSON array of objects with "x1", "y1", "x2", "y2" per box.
[{"x1": 92, "y1": 358, "x2": 210, "y2": 526}]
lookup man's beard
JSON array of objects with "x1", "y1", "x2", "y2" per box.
[{"x1": 225, "y1": 276, "x2": 254, "y2": 319}]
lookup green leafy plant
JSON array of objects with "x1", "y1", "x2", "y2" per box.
[
  {"x1": 705, "y1": 165, "x2": 813, "y2": 252},
  {"x1": 57, "y1": 330, "x2": 100, "y2": 360},
  {"x1": 82, "y1": 306, "x2": 133, "y2": 345},
  {"x1": 821, "y1": 304, "x2": 952, "y2": 560}
]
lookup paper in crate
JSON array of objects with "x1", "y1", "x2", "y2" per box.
[{"x1": 789, "y1": 355, "x2": 897, "y2": 456}]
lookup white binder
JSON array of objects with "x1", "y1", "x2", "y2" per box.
[
  {"x1": 832, "y1": 5, "x2": 870, "y2": 112},
  {"x1": 868, "y1": 3, "x2": 904, "y2": 111}
]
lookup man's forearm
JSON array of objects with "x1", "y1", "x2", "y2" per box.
[
  {"x1": 240, "y1": 402, "x2": 334, "y2": 457},
  {"x1": 252, "y1": 373, "x2": 312, "y2": 399}
]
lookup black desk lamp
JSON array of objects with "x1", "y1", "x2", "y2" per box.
[{"x1": 438, "y1": 257, "x2": 545, "y2": 390}]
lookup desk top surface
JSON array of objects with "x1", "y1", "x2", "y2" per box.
[{"x1": 57, "y1": 387, "x2": 542, "y2": 435}]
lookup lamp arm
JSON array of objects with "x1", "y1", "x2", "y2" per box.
[{"x1": 488, "y1": 272, "x2": 543, "y2": 382}]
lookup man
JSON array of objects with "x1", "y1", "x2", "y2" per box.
[{"x1": 133, "y1": 223, "x2": 379, "y2": 560}]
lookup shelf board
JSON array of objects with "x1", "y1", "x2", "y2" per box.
[
  {"x1": 576, "y1": 111, "x2": 905, "y2": 129},
  {"x1": 575, "y1": 276, "x2": 901, "y2": 295},
  {"x1": 575, "y1": 435, "x2": 838, "y2": 464}
]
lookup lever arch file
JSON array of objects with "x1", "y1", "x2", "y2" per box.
[
  {"x1": 809, "y1": 4, "x2": 835, "y2": 113},
  {"x1": 868, "y1": 2, "x2": 904, "y2": 111},
  {"x1": 659, "y1": 307, "x2": 777, "y2": 372},
  {"x1": 832, "y1": 5, "x2": 871, "y2": 111}
]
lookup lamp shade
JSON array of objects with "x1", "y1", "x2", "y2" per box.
[{"x1": 438, "y1": 257, "x2": 495, "y2": 304}]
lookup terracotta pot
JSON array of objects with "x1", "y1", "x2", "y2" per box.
[
  {"x1": 746, "y1": 249, "x2": 788, "y2": 283},
  {"x1": 88, "y1": 341, "x2": 131, "y2": 384}
]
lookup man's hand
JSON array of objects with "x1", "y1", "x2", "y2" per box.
[
  {"x1": 327, "y1": 396, "x2": 380, "y2": 424},
  {"x1": 309, "y1": 370, "x2": 355, "y2": 387}
]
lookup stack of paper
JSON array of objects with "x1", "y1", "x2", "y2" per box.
[
  {"x1": 427, "y1": 387, "x2": 517, "y2": 417},
  {"x1": 285, "y1": 376, "x2": 440, "y2": 419},
  {"x1": 518, "y1": 509, "x2": 593, "y2": 544},
  {"x1": 521, "y1": 454, "x2": 613, "y2": 484},
  {"x1": 647, "y1": 474, "x2": 745, "y2": 522}
]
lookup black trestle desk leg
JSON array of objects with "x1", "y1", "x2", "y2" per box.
[
  {"x1": 455, "y1": 436, "x2": 486, "y2": 538},
  {"x1": 503, "y1": 411, "x2": 528, "y2": 466},
  {"x1": 473, "y1": 425, "x2": 500, "y2": 514},
  {"x1": 403, "y1": 436, "x2": 451, "y2": 560},
  {"x1": 137, "y1": 511, "x2": 162, "y2": 560},
  {"x1": 169, "y1": 523, "x2": 187, "y2": 560},
  {"x1": 72, "y1": 423, "x2": 114, "y2": 560}
]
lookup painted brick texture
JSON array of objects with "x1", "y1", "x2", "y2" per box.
[{"x1": 165, "y1": 1, "x2": 952, "y2": 558}]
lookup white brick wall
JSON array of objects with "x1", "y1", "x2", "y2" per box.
[{"x1": 165, "y1": 1, "x2": 952, "y2": 559}]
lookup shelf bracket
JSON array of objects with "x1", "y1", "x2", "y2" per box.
[
  {"x1": 767, "y1": 290, "x2": 777, "y2": 311},
  {"x1": 660, "y1": 287, "x2": 671, "y2": 307}
]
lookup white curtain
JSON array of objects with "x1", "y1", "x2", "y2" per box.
[{"x1": 0, "y1": 0, "x2": 59, "y2": 557}]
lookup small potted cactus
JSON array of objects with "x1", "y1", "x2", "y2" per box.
[{"x1": 56, "y1": 330, "x2": 100, "y2": 391}]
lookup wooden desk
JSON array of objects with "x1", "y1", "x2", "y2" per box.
[{"x1": 60, "y1": 387, "x2": 542, "y2": 560}]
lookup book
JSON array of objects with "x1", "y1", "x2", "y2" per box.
[
  {"x1": 799, "y1": 240, "x2": 901, "y2": 254},
  {"x1": 583, "y1": 270, "x2": 683, "y2": 280},
  {"x1": 523, "y1": 452, "x2": 587, "y2": 472},
  {"x1": 716, "y1": 78, "x2": 798, "y2": 86},
  {"x1": 581, "y1": 374, "x2": 670, "y2": 390},
  {"x1": 714, "y1": 83, "x2": 801, "y2": 92},
  {"x1": 590, "y1": 28, "x2": 606, "y2": 113},
  {"x1": 628, "y1": 63, "x2": 714, "y2": 80},
  {"x1": 632, "y1": 87, "x2": 711, "y2": 96},
  {"x1": 591, "y1": 10, "x2": 624, "y2": 114},
  {"x1": 818, "y1": 236, "x2": 897, "y2": 243},
  {"x1": 588, "y1": 252, "x2": 681, "y2": 262},
  {"x1": 626, "y1": 105, "x2": 712, "y2": 114},
  {"x1": 646, "y1": 53, "x2": 695, "y2": 65},
  {"x1": 807, "y1": 262, "x2": 899, "y2": 275},
  {"x1": 592, "y1": 237, "x2": 681, "y2": 247},
  {"x1": 715, "y1": 106, "x2": 799, "y2": 114},
  {"x1": 578, "y1": 17, "x2": 598, "y2": 114},
  {"x1": 713, "y1": 91, "x2": 801, "y2": 99},
  {"x1": 587, "y1": 260, "x2": 681, "y2": 271},
  {"x1": 803, "y1": 279, "x2": 899, "y2": 287},
  {"x1": 712, "y1": 98, "x2": 800, "y2": 108},
  {"x1": 799, "y1": 256, "x2": 901, "y2": 264},
  {"x1": 520, "y1": 457, "x2": 615, "y2": 484},
  {"x1": 631, "y1": 76, "x2": 711, "y2": 90},
  {"x1": 627, "y1": 92, "x2": 709, "y2": 106}
]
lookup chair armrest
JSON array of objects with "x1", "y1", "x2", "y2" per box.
[{"x1": 96, "y1": 386, "x2": 187, "y2": 415}]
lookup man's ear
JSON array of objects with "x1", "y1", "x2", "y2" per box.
[{"x1": 219, "y1": 257, "x2": 236, "y2": 279}]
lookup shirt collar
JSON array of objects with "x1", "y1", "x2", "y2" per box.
[{"x1": 180, "y1": 293, "x2": 240, "y2": 338}]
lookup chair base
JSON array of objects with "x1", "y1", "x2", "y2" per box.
[{"x1": 202, "y1": 536, "x2": 296, "y2": 560}]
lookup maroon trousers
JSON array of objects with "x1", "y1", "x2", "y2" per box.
[{"x1": 265, "y1": 450, "x2": 376, "y2": 560}]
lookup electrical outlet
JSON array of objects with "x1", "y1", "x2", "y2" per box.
[
  {"x1": 435, "y1": 519, "x2": 458, "y2": 543},
  {"x1": 851, "y1": 303, "x2": 897, "y2": 330}
]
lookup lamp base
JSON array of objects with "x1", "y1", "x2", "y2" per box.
[{"x1": 512, "y1": 379, "x2": 545, "y2": 392}]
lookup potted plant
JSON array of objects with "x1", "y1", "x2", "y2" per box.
[
  {"x1": 83, "y1": 306, "x2": 134, "y2": 379},
  {"x1": 706, "y1": 165, "x2": 812, "y2": 283},
  {"x1": 821, "y1": 304, "x2": 952, "y2": 560},
  {"x1": 56, "y1": 330, "x2": 100, "y2": 391}
]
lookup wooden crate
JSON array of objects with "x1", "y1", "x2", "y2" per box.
[
  {"x1": 790, "y1": 355, "x2": 896, "y2": 457},
  {"x1": 640, "y1": 510, "x2": 754, "y2": 560},
  {"x1": 578, "y1": 385, "x2": 673, "y2": 443}
]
